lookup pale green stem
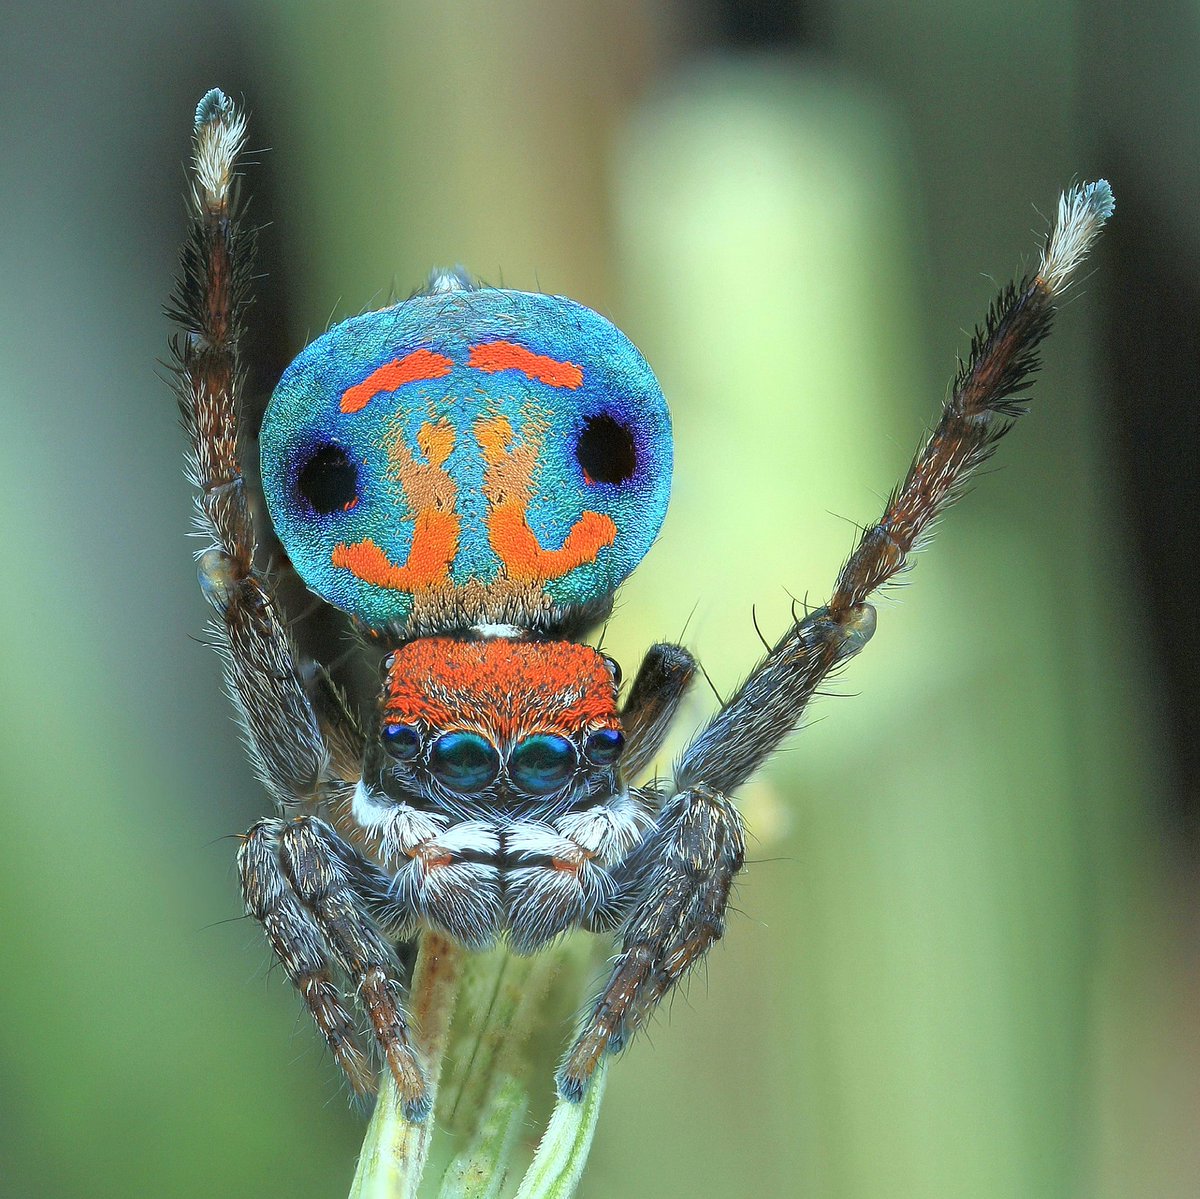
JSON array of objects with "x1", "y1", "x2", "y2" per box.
[
  {"x1": 511, "y1": 1059, "x2": 609, "y2": 1199},
  {"x1": 349, "y1": 933, "x2": 608, "y2": 1199},
  {"x1": 437, "y1": 1074, "x2": 530, "y2": 1199},
  {"x1": 350, "y1": 932, "x2": 465, "y2": 1199},
  {"x1": 439, "y1": 948, "x2": 557, "y2": 1133}
]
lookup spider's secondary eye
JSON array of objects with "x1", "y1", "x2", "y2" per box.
[
  {"x1": 297, "y1": 443, "x2": 358, "y2": 514},
  {"x1": 429, "y1": 731, "x2": 500, "y2": 792},
  {"x1": 584, "y1": 728, "x2": 624, "y2": 766},
  {"x1": 576, "y1": 413, "x2": 637, "y2": 485},
  {"x1": 382, "y1": 723, "x2": 421, "y2": 761},
  {"x1": 509, "y1": 734, "x2": 578, "y2": 794},
  {"x1": 601, "y1": 654, "x2": 622, "y2": 688}
]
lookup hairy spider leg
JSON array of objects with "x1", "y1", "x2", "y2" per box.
[
  {"x1": 560, "y1": 181, "x2": 1114, "y2": 1099},
  {"x1": 170, "y1": 92, "x2": 428, "y2": 1115},
  {"x1": 167, "y1": 93, "x2": 337, "y2": 808}
]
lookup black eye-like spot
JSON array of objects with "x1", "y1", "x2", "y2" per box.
[
  {"x1": 382, "y1": 723, "x2": 421, "y2": 761},
  {"x1": 429, "y1": 731, "x2": 500, "y2": 793},
  {"x1": 576, "y1": 413, "x2": 637, "y2": 485},
  {"x1": 297, "y1": 443, "x2": 358, "y2": 514},
  {"x1": 584, "y1": 727, "x2": 624, "y2": 766},
  {"x1": 510, "y1": 734, "x2": 578, "y2": 794}
]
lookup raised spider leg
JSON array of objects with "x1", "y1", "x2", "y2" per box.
[
  {"x1": 169, "y1": 93, "x2": 421, "y2": 1105},
  {"x1": 676, "y1": 181, "x2": 1114, "y2": 798},
  {"x1": 168, "y1": 91, "x2": 337, "y2": 807},
  {"x1": 560, "y1": 181, "x2": 1114, "y2": 1100},
  {"x1": 240, "y1": 816, "x2": 431, "y2": 1118}
]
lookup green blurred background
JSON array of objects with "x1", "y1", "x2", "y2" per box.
[{"x1": 2, "y1": 2, "x2": 1197, "y2": 1196}]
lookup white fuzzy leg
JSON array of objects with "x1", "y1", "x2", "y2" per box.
[
  {"x1": 1039, "y1": 179, "x2": 1115, "y2": 295},
  {"x1": 192, "y1": 88, "x2": 248, "y2": 211}
]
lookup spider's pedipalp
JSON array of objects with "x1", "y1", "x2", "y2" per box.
[{"x1": 618, "y1": 642, "x2": 697, "y2": 780}]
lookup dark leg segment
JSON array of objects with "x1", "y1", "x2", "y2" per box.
[
  {"x1": 558, "y1": 786, "x2": 745, "y2": 1101},
  {"x1": 240, "y1": 816, "x2": 430, "y2": 1119},
  {"x1": 676, "y1": 603, "x2": 875, "y2": 795},
  {"x1": 619, "y1": 642, "x2": 697, "y2": 780}
]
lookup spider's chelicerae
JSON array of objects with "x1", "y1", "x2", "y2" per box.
[{"x1": 169, "y1": 90, "x2": 1112, "y2": 1121}]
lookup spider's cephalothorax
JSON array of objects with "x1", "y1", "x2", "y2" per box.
[{"x1": 170, "y1": 89, "x2": 1111, "y2": 1120}]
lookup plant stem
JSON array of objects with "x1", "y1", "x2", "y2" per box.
[
  {"x1": 512, "y1": 1059, "x2": 609, "y2": 1199},
  {"x1": 349, "y1": 932, "x2": 465, "y2": 1199}
]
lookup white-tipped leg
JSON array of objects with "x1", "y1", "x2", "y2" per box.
[
  {"x1": 1039, "y1": 179, "x2": 1116, "y2": 294},
  {"x1": 192, "y1": 87, "x2": 248, "y2": 211}
]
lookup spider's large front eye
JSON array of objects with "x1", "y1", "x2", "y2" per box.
[
  {"x1": 576, "y1": 414, "x2": 637, "y2": 485},
  {"x1": 297, "y1": 443, "x2": 358, "y2": 514},
  {"x1": 429, "y1": 731, "x2": 500, "y2": 792},
  {"x1": 382, "y1": 723, "x2": 421, "y2": 761},
  {"x1": 509, "y1": 733, "x2": 578, "y2": 794}
]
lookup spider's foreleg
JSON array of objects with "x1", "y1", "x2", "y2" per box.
[
  {"x1": 558, "y1": 785, "x2": 744, "y2": 1101},
  {"x1": 168, "y1": 90, "x2": 351, "y2": 806},
  {"x1": 240, "y1": 815, "x2": 430, "y2": 1118},
  {"x1": 558, "y1": 183, "x2": 1116, "y2": 1103},
  {"x1": 619, "y1": 642, "x2": 697, "y2": 779},
  {"x1": 677, "y1": 180, "x2": 1116, "y2": 796}
]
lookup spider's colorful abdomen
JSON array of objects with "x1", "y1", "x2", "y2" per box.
[{"x1": 261, "y1": 284, "x2": 672, "y2": 632}]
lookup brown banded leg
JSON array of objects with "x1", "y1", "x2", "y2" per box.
[
  {"x1": 240, "y1": 817, "x2": 430, "y2": 1119},
  {"x1": 619, "y1": 643, "x2": 697, "y2": 779},
  {"x1": 557, "y1": 785, "x2": 745, "y2": 1101},
  {"x1": 675, "y1": 184, "x2": 1115, "y2": 798},
  {"x1": 170, "y1": 91, "x2": 341, "y2": 808},
  {"x1": 239, "y1": 820, "x2": 374, "y2": 1094}
]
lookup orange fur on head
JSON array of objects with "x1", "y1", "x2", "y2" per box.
[{"x1": 384, "y1": 637, "x2": 619, "y2": 746}]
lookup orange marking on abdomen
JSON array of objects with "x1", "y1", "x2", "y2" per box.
[
  {"x1": 487, "y1": 505, "x2": 616, "y2": 582},
  {"x1": 340, "y1": 349, "x2": 453, "y2": 414},
  {"x1": 416, "y1": 418, "x2": 455, "y2": 467},
  {"x1": 474, "y1": 414, "x2": 514, "y2": 463},
  {"x1": 468, "y1": 341, "x2": 583, "y2": 389},
  {"x1": 332, "y1": 510, "x2": 458, "y2": 590}
]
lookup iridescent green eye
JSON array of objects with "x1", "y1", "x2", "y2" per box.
[
  {"x1": 510, "y1": 734, "x2": 577, "y2": 795},
  {"x1": 429, "y1": 731, "x2": 500, "y2": 792},
  {"x1": 584, "y1": 727, "x2": 624, "y2": 766}
]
